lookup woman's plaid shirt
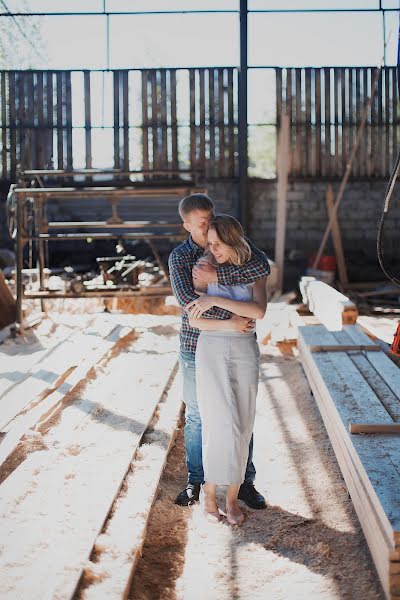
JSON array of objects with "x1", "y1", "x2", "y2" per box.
[{"x1": 168, "y1": 235, "x2": 270, "y2": 354}]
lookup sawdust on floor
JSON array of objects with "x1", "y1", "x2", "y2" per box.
[{"x1": 130, "y1": 343, "x2": 384, "y2": 600}]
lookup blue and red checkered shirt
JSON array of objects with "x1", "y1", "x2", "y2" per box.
[{"x1": 168, "y1": 235, "x2": 270, "y2": 353}]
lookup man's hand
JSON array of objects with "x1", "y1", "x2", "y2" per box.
[
  {"x1": 192, "y1": 259, "x2": 218, "y2": 285},
  {"x1": 185, "y1": 293, "x2": 216, "y2": 318},
  {"x1": 229, "y1": 314, "x2": 255, "y2": 333}
]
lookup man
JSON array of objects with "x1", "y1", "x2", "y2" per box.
[{"x1": 168, "y1": 193, "x2": 270, "y2": 509}]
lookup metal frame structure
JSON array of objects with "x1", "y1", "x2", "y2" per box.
[{"x1": 10, "y1": 170, "x2": 206, "y2": 323}]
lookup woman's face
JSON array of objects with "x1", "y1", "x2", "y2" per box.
[{"x1": 207, "y1": 228, "x2": 232, "y2": 264}]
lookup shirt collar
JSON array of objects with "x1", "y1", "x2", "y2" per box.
[{"x1": 187, "y1": 235, "x2": 204, "y2": 256}]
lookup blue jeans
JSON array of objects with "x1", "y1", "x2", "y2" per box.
[{"x1": 179, "y1": 349, "x2": 256, "y2": 485}]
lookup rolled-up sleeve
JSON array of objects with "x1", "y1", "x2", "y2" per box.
[
  {"x1": 217, "y1": 239, "x2": 270, "y2": 286},
  {"x1": 168, "y1": 251, "x2": 231, "y2": 319}
]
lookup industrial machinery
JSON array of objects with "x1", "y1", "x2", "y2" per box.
[{"x1": 6, "y1": 168, "x2": 206, "y2": 323}]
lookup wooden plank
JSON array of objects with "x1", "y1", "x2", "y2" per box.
[
  {"x1": 299, "y1": 351, "x2": 393, "y2": 599},
  {"x1": 208, "y1": 68, "x2": 216, "y2": 176},
  {"x1": 355, "y1": 68, "x2": 361, "y2": 177},
  {"x1": 113, "y1": 71, "x2": 120, "y2": 170},
  {"x1": 45, "y1": 72, "x2": 54, "y2": 169},
  {"x1": 26, "y1": 72, "x2": 35, "y2": 169},
  {"x1": 227, "y1": 68, "x2": 234, "y2": 177},
  {"x1": 160, "y1": 69, "x2": 167, "y2": 169},
  {"x1": 65, "y1": 71, "x2": 73, "y2": 170},
  {"x1": 0, "y1": 323, "x2": 130, "y2": 468},
  {"x1": 199, "y1": 68, "x2": 206, "y2": 173},
  {"x1": 276, "y1": 68, "x2": 282, "y2": 127},
  {"x1": 151, "y1": 70, "x2": 159, "y2": 171},
  {"x1": 309, "y1": 344, "x2": 380, "y2": 353},
  {"x1": 15, "y1": 73, "x2": 23, "y2": 170},
  {"x1": 122, "y1": 70, "x2": 129, "y2": 171},
  {"x1": 314, "y1": 68, "x2": 321, "y2": 176},
  {"x1": 305, "y1": 68, "x2": 311, "y2": 176},
  {"x1": 0, "y1": 323, "x2": 178, "y2": 599},
  {"x1": 170, "y1": 70, "x2": 178, "y2": 171},
  {"x1": 189, "y1": 69, "x2": 196, "y2": 171},
  {"x1": 218, "y1": 68, "x2": 225, "y2": 177},
  {"x1": 299, "y1": 325, "x2": 400, "y2": 491},
  {"x1": 332, "y1": 328, "x2": 400, "y2": 421},
  {"x1": 371, "y1": 67, "x2": 377, "y2": 177},
  {"x1": 8, "y1": 72, "x2": 16, "y2": 179},
  {"x1": 1, "y1": 72, "x2": 7, "y2": 179},
  {"x1": 79, "y1": 369, "x2": 183, "y2": 599},
  {"x1": 0, "y1": 327, "x2": 78, "y2": 401},
  {"x1": 324, "y1": 68, "x2": 331, "y2": 177},
  {"x1": 56, "y1": 72, "x2": 64, "y2": 169},
  {"x1": 344, "y1": 325, "x2": 400, "y2": 406},
  {"x1": 333, "y1": 68, "x2": 339, "y2": 176},
  {"x1": 300, "y1": 277, "x2": 357, "y2": 330},
  {"x1": 385, "y1": 67, "x2": 390, "y2": 177},
  {"x1": 325, "y1": 183, "x2": 348, "y2": 285},
  {"x1": 0, "y1": 320, "x2": 118, "y2": 433},
  {"x1": 350, "y1": 423, "x2": 400, "y2": 434},
  {"x1": 348, "y1": 68, "x2": 354, "y2": 177},
  {"x1": 275, "y1": 113, "x2": 290, "y2": 294},
  {"x1": 36, "y1": 72, "x2": 45, "y2": 169},
  {"x1": 141, "y1": 70, "x2": 149, "y2": 173},
  {"x1": 294, "y1": 68, "x2": 302, "y2": 176},
  {"x1": 377, "y1": 68, "x2": 383, "y2": 177},
  {"x1": 341, "y1": 68, "x2": 347, "y2": 178},
  {"x1": 84, "y1": 71, "x2": 92, "y2": 169}
]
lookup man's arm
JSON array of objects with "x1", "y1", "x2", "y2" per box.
[
  {"x1": 168, "y1": 251, "x2": 231, "y2": 319},
  {"x1": 217, "y1": 238, "x2": 270, "y2": 286}
]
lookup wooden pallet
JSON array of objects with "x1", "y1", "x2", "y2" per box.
[{"x1": 298, "y1": 324, "x2": 400, "y2": 599}]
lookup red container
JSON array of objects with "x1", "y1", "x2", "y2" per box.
[{"x1": 308, "y1": 255, "x2": 336, "y2": 272}]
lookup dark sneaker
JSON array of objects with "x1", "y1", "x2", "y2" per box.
[
  {"x1": 175, "y1": 483, "x2": 201, "y2": 506},
  {"x1": 238, "y1": 482, "x2": 267, "y2": 509}
]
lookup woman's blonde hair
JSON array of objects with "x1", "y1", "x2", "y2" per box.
[{"x1": 207, "y1": 214, "x2": 251, "y2": 266}]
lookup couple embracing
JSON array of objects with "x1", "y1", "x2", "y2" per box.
[{"x1": 168, "y1": 194, "x2": 270, "y2": 526}]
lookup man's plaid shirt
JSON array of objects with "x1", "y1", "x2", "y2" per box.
[{"x1": 168, "y1": 235, "x2": 270, "y2": 354}]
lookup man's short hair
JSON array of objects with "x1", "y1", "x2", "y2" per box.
[{"x1": 178, "y1": 193, "x2": 215, "y2": 221}]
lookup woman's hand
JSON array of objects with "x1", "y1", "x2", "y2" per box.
[
  {"x1": 192, "y1": 258, "x2": 217, "y2": 285},
  {"x1": 229, "y1": 315, "x2": 255, "y2": 333},
  {"x1": 185, "y1": 293, "x2": 216, "y2": 317}
]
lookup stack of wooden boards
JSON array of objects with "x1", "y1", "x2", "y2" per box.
[
  {"x1": 298, "y1": 323, "x2": 400, "y2": 600},
  {"x1": 300, "y1": 277, "x2": 358, "y2": 330},
  {"x1": 0, "y1": 314, "x2": 182, "y2": 599}
]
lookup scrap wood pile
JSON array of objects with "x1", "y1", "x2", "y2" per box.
[
  {"x1": 298, "y1": 322, "x2": 400, "y2": 600},
  {"x1": 0, "y1": 313, "x2": 182, "y2": 599}
]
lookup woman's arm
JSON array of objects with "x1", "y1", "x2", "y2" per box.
[
  {"x1": 187, "y1": 277, "x2": 268, "y2": 320},
  {"x1": 188, "y1": 314, "x2": 255, "y2": 332}
]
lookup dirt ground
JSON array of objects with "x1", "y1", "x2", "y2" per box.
[{"x1": 129, "y1": 342, "x2": 385, "y2": 600}]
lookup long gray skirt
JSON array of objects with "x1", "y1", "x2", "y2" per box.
[{"x1": 195, "y1": 331, "x2": 260, "y2": 486}]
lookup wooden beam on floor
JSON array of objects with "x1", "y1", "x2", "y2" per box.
[
  {"x1": 0, "y1": 318, "x2": 178, "y2": 599},
  {"x1": 298, "y1": 324, "x2": 400, "y2": 599},
  {"x1": 349, "y1": 423, "x2": 400, "y2": 434},
  {"x1": 78, "y1": 368, "x2": 183, "y2": 599},
  {"x1": 325, "y1": 183, "x2": 348, "y2": 286},
  {"x1": 300, "y1": 277, "x2": 357, "y2": 330}
]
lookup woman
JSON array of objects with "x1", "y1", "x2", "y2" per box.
[{"x1": 186, "y1": 215, "x2": 267, "y2": 525}]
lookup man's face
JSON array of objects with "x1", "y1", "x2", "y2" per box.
[{"x1": 183, "y1": 209, "x2": 213, "y2": 247}]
